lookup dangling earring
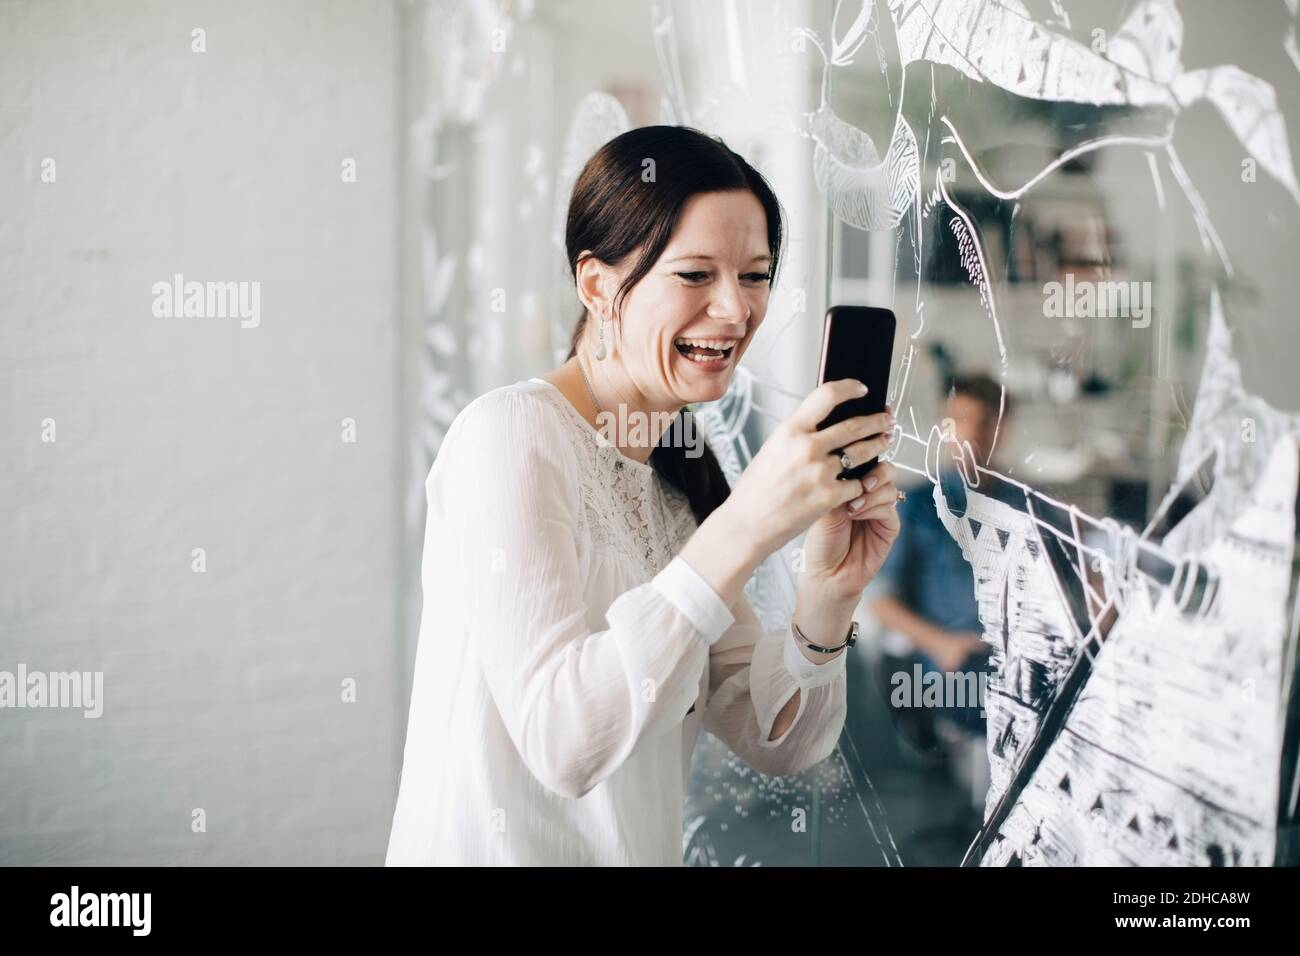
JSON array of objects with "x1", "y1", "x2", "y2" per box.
[{"x1": 595, "y1": 313, "x2": 608, "y2": 361}]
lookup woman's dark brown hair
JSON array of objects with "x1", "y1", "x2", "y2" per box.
[{"x1": 564, "y1": 125, "x2": 785, "y2": 527}]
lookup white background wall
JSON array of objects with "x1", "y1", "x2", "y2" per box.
[{"x1": 1, "y1": 0, "x2": 401, "y2": 864}]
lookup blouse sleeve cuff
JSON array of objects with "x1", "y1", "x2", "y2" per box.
[
  {"x1": 651, "y1": 555, "x2": 736, "y2": 646},
  {"x1": 783, "y1": 623, "x2": 849, "y2": 690}
]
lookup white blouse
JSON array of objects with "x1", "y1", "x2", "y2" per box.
[{"x1": 385, "y1": 377, "x2": 848, "y2": 866}]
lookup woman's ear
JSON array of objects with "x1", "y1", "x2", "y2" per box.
[{"x1": 575, "y1": 252, "x2": 615, "y2": 319}]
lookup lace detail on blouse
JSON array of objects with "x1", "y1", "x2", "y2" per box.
[{"x1": 528, "y1": 379, "x2": 699, "y2": 580}]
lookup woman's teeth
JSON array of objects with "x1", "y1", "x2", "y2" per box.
[{"x1": 674, "y1": 337, "x2": 736, "y2": 362}]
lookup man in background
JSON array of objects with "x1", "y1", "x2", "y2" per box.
[{"x1": 868, "y1": 373, "x2": 1012, "y2": 744}]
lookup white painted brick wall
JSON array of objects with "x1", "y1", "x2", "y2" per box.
[{"x1": 0, "y1": 0, "x2": 402, "y2": 864}]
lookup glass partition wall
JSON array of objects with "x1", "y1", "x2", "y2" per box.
[{"x1": 404, "y1": 0, "x2": 1300, "y2": 865}]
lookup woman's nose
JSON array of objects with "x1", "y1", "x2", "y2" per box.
[{"x1": 707, "y1": 276, "x2": 750, "y2": 322}]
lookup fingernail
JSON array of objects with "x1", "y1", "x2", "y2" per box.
[
  {"x1": 857, "y1": 381, "x2": 869, "y2": 395},
  {"x1": 864, "y1": 476, "x2": 880, "y2": 492},
  {"x1": 849, "y1": 495, "x2": 866, "y2": 510}
]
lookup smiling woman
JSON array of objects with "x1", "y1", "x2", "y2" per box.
[
  {"x1": 385, "y1": 125, "x2": 900, "y2": 866},
  {"x1": 558, "y1": 126, "x2": 786, "y2": 525}
]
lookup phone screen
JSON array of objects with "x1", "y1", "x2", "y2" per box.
[{"x1": 816, "y1": 305, "x2": 897, "y2": 480}]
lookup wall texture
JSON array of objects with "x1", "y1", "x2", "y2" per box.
[{"x1": 0, "y1": 0, "x2": 401, "y2": 864}]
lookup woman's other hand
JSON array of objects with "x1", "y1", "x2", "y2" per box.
[{"x1": 798, "y1": 455, "x2": 901, "y2": 606}]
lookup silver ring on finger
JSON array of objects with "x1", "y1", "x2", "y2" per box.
[{"x1": 838, "y1": 451, "x2": 852, "y2": 471}]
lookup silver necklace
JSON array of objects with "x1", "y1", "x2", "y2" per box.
[{"x1": 577, "y1": 357, "x2": 603, "y2": 417}]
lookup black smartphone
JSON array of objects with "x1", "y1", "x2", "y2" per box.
[{"x1": 816, "y1": 305, "x2": 897, "y2": 481}]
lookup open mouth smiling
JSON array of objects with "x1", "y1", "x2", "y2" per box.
[{"x1": 673, "y1": 337, "x2": 737, "y2": 363}]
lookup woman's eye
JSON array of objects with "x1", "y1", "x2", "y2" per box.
[{"x1": 675, "y1": 270, "x2": 770, "y2": 284}]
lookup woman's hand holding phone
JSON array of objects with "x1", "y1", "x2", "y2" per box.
[
  {"x1": 680, "y1": 377, "x2": 901, "y2": 623},
  {"x1": 718, "y1": 378, "x2": 897, "y2": 563},
  {"x1": 796, "y1": 442, "x2": 901, "y2": 609}
]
